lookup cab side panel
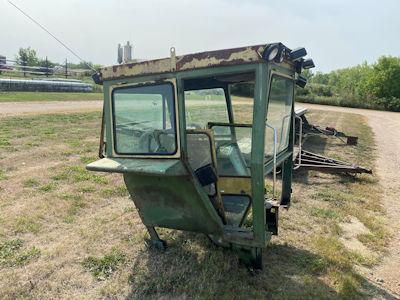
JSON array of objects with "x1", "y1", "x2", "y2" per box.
[{"x1": 123, "y1": 174, "x2": 223, "y2": 234}]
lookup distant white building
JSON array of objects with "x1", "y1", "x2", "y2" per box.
[
  {"x1": 117, "y1": 44, "x2": 123, "y2": 64},
  {"x1": 117, "y1": 42, "x2": 133, "y2": 64},
  {"x1": 123, "y1": 41, "x2": 132, "y2": 63}
]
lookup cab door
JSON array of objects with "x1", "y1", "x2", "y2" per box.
[{"x1": 89, "y1": 78, "x2": 225, "y2": 234}]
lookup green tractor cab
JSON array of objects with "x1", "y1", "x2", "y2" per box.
[{"x1": 87, "y1": 43, "x2": 314, "y2": 268}]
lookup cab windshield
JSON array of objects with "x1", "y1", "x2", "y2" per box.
[{"x1": 112, "y1": 83, "x2": 177, "y2": 155}]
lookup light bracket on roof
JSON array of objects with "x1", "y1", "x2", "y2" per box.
[
  {"x1": 92, "y1": 72, "x2": 103, "y2": 85},
  {"x1": 303, "y1": 58, "x2": 315, "y2": 69},
  {"x1": 262, "y1": 43, "x2": 285, "y2": 63},
  {"x1": 295, "y1": 74, "x2": 307, "y2": 88},
  {"x1": 290, "y1": 47, "x2": 307, "y2": 61}
]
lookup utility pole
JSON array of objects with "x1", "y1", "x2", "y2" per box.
[
  {"x1": 117, "y1": 44, "x2": 123, "y2": 64},
  {"x1": 45, "y1": 56, "x2": 49, "y2": 77},
  {"x1": 65, "y1": 58, "x2": 68, "y2": 79},
  {"x1": 22, "y1": 59, "x2": 26, "y2": 77}
]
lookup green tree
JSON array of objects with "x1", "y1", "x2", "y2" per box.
[
  {"x1": 365, "y1": 56, "x2": 400, "y2": 98},
  {"x1": 302, "y1": 69, "x2": 313, "y2": 81},
  {"x1": 311, "y1": 71, "x2": 330, "y2": 85},
  {"x1": 38, "y1": 58, "x2": 55, "y2": 68},
  {"x1": 15, "y1": 47, "x2": 38, "y2": 66}
]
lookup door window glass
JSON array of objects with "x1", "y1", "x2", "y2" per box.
[
  {"x1": 265, "y1": 76, "x2": 293, "y2": 158},
  {"x1": 112, "y1": 83, "x2": 177, "y2": 155},
  {"x1": 185, "y1": 88, "x2": 228, "y2": 129}
]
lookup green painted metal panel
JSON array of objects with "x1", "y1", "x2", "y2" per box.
[
  {"x1": 86, "y1": 158, "x2": 186, "y2": 176},
  {"x1": 251, "y1": 63, "x2": 268, "y2": 246},
  {"x1": 123, "y1": 174, "x2": 223, "y2": 234},
  {"x1": 103, "y1": 81, "x2": 113, "y2": 158},
  {"x1": 176, "y1": 77, "x2": 187, "y2": 158}
]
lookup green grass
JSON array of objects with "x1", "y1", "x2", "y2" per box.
[
  {"x1": 14, "y1": 216, "x2": 42, "y2": 234},
  {"x1": 0, "y1": 239, "x2": 40, "y2": 267},
  {"x1": 39, "y1": 182, "x2": 57, "y2": 192},
  {"x1": 77, "y1": 185, "x2": 97, "y2": 194},
  {"x1": 0, "y1": 169, "x2": 6, "y2": 180},
  {"x1": 0, "y1": 92, "x2": 102, "y2": 102},
  {"x1": 0, "y1": 137, "x2": 11, "y2": 147},
  {"x1": 311, "y1": 207, "x2": 339, "y2": 219},
  {"x1": 13, "y1": 247, "x2": 41, "y2": 266},
  {"x1": 102, "y1": 185, "x2": 128, "y2": 198},
  {"x1": 52, "y1": 165, "x2": 108, "y2": 184},
  {"x1": 59, "y1": 193, "x2": 86, "y2": 223},
  {"x1": 0, "y1": 239, "x2": 24, "y2": 260},
  {"x1": 82, "y1": 248, "x2": 126, "y2": 280},
  {"x1": 23, "y1": 178, "x2": 40, "y2": 188}
]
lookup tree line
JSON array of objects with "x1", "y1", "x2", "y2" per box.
[
  {"x1": 14, "y1": 47, "x2": 102, "y2": 70},
  {"x1": 298, "y1": 56, "x2": 400, "y2": 111},
  {"x1": 229, "y1": 56, "x2": 399, "y2": 112}
]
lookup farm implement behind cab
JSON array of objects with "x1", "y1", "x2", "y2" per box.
[{"x1": 293, "y1": 107, "x2": 372, "y2": 174}]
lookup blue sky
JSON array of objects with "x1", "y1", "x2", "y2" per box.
[{"x1": 1, "y1": 0, "x2": 399, "y2": 72}]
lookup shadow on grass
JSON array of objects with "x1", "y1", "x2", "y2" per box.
[
  {"x1": 292, "y1": 168, "x2": 359, "y2": 186},
  {"x1": 126, "y1": 232, "x2": 394, "y2": 299},
  {"x1": 302, "y1": 135, "x2": 329, "y2": 155}
]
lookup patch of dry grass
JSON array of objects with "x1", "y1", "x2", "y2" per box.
[{"x1": 0, "y1": 108, "x2": 390, "y2": 299}]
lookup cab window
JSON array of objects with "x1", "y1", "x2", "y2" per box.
[
  {"x1": 265, "y1": 76, "x2": 293, "y2": 158},
  {"x1": 112, "y1": 83, "x2": 177, "y2": 155},
  {"x1": 184, "y1": 88, "x2": 228, "y2": 129}
]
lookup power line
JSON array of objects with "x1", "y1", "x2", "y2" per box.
[{"x1": 7, "y1": 0, "x2": 97, "y2": 72}]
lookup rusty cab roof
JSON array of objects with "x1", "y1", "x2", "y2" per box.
[{"x1": 100, "y1": 43, "x2": 296, "y2": 82}]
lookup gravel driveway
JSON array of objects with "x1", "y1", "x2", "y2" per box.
[{"x1": 301, "y1": 103, "x2": 400, "y2": 297}]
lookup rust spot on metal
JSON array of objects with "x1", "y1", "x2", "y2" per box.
[{"x1": 101, "y1": 44, "x2": 268, "y2": 81}]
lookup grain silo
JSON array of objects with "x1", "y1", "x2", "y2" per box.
[{"x1": 123, "y1": 41, "x2": 132, "y2": 63}]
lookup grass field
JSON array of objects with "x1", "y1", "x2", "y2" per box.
[
  {"x1": 0, "y1": 92, "x2": 102, "y2": 102},
  {"x1": 0, "y1": 106, "x2": 390, "y2": 298}
]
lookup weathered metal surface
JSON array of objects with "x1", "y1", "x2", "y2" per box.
[
  {"x1": 101, "y1": 44, "x2": 268, "y2": 81},
  {"x1": 123, "y1": 174, "x2": 224, "y2": 233},
  {"x1": 218, "y1": 177, "x2": 252, "y2": 195},
  {"x1": 86, "y1": 158, "x2": 187, "y2": 176}
]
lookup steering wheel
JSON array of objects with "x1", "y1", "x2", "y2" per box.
[{"x1": 138, "y1": 130, "x2": 168, "y2": 153}]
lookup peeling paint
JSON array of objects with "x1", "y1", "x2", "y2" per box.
[{"x1": 101, "y1": 44, "x2": 270, "y2": 81}]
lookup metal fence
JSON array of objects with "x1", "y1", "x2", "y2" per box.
[
  {"x1": 0, "y1": 77, "x2": 93, "y2": 92},
  {"x1": 0, "y1": 58, "x2": 91, "y2": 78},
  {"x1": 0, "y1": 57, "x2": 94, "y2": 92}
]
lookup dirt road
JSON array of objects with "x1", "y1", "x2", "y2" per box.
[
  {"x1": 0, "y1": 101, "x2": 102, "y2": 118},
  {"x1": 301, "y1": 103, "x2": 400, "y2": 296}
]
